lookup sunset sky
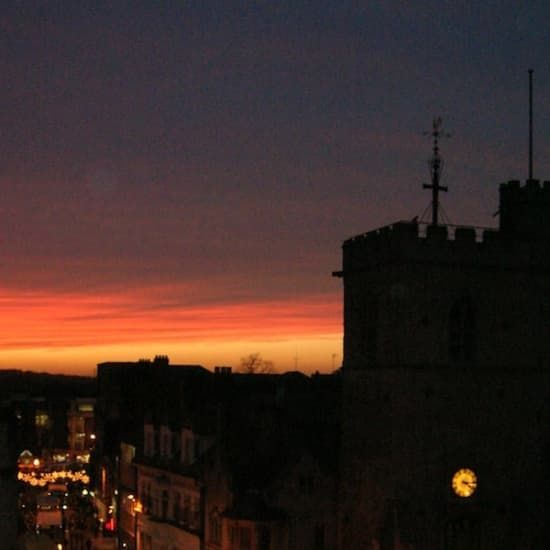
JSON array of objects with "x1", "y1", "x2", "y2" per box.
[{"x1": 0, "y1": 1, "x2": 549, "y2": 375}]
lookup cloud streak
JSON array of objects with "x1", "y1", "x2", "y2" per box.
[{"x1": 0, "y1": 285, "x2": 340, "y2": 352}]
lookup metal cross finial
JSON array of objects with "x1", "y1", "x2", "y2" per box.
[{"x1": 422, "y1": 117, "x2": 450, "y2": 226}]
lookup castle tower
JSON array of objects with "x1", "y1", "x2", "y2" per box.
[{"x1": 335, "y1": 180, "x2": 550, "y2": 548}]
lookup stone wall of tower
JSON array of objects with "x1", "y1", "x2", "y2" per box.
[
  {"x1": 339, "y1": 366, "x2": 550, "y2": 548},
  {"x1": 341, "y1": 219, "x2": 550, "y2": 372},
  {"x1": 337, "y1": 180, "x2": 550, "y2": 548}
]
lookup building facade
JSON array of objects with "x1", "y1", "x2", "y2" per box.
[
  {"x1": 97, "y1": 358, "x2": 341, "y2": 550},
  {"x1": 67, "y1": 397, "x2": 96, "y2": 463},
  {"x1": 335, "y1": 179, "x2": 550, "y2": 548}
]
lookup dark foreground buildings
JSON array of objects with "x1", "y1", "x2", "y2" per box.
[
  {"x1": 92, "y1": 180, "x2": 550, "y2": 549},
  {"x1": 7, "y1": 183, "x2": 550, "y2": 549},
  {"x1": 95, "y1": 358, "x2": 340, "y2": 549},
  {"x1": 335, "y1": 178, "x2": 550, "y2": 548}
]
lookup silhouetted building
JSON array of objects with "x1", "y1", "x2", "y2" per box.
[
  {"x1": 94, "y1": 356, "x2": 209, "y2": 535},
  {"x1": 201, "y1": 370, "x2": 340, "y2": 550},
  {"x1": 0, "y1": 370, "x2": 95, "y2": 462},
  {"x1": 67, "y1": 397, "x2": 96, "y2": 463},
  {"x1": 97, "y1": 358, "x2": 341, "y2": 549},
  {"x1": 335, "y1": 179, "x2": 550, "y2": 548}
]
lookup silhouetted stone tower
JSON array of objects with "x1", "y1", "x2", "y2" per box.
[{"x1": 335, "y1": 113, "x2": 550, "y2": 547}]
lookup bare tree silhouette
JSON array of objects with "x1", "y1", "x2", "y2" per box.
[{"x1": 239, "y1": 353, "x2": 275, "y2": 374}]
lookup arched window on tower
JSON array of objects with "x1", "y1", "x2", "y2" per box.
[
  {"x1": 449, "y1": 295, "x2": 476, "y2": 362},
  {"x1": 358, "y1": 294, "x2": 379, "y2": 364}
]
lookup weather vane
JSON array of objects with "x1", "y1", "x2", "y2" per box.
[{"x1": 422, "y1": 117, "x2": 450, "y2": 226}]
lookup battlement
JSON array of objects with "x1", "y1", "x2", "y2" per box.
[
  {"x1": 499, "y1": 178, "x2": 550, "y2": 194},
  {"x1": 347, "y1": 221, "x2": 493, "y2": 244},
  {"x1": 336, "y1": 178, "x2": 550, "y2": 276},
  {"x1": 345, "y1": 219, "x2": 500, "y2": 245},
  {"x1": 340, "y1": 217, "x2": 550, "y2": 274}
]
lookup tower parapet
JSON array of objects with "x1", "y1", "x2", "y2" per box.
[
  {"x1": 338, "y1": 218, "x2": 546, "y2": 276},
  {"x1": 338, "y1": 177, "x2": 550, "y2": 277}
]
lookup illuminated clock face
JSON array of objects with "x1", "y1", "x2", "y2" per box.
[{"x1": 452, "y1": 468, "x2": 477, "y2": 497}]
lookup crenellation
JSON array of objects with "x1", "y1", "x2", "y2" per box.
[
  {"x1": 454, "y1": 226, "x2": 476, "y2": 244},
  {"x1": 343, "y1": 177, "x2": 550, "y2": 277},
  {"x1": 345, "y1": 220, "x2": 499, "y2": 249},
  {"x1": 341, "y1": 221, "x2": 549, "y2": 275},
  {"x1": 426, "y1": 223, "x2": 447, "y2": 241}
]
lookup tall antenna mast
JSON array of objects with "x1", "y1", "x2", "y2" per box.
[
  {"x1": 529, "y1": 69, "x2": 534, "y2": 180},
  {"x1": 423, "y1": 117, "x2": 450, "y2": 226}
]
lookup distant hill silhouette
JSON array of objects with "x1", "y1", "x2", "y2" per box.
[{"x1": 0, "y1": 369, "x2": 95, "y2": 400}]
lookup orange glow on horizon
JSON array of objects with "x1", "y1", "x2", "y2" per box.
[{"x1": 0, "y1": 286, "x2": 342, "y2": 375}]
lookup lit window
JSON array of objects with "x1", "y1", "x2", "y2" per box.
[{"x1": 35, "y1": 413, "x2": 49, "y2": 427}]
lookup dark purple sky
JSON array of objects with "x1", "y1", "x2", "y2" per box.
[{"x1": 0, "y1": 1, "x2": 548, "y2": 372}]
